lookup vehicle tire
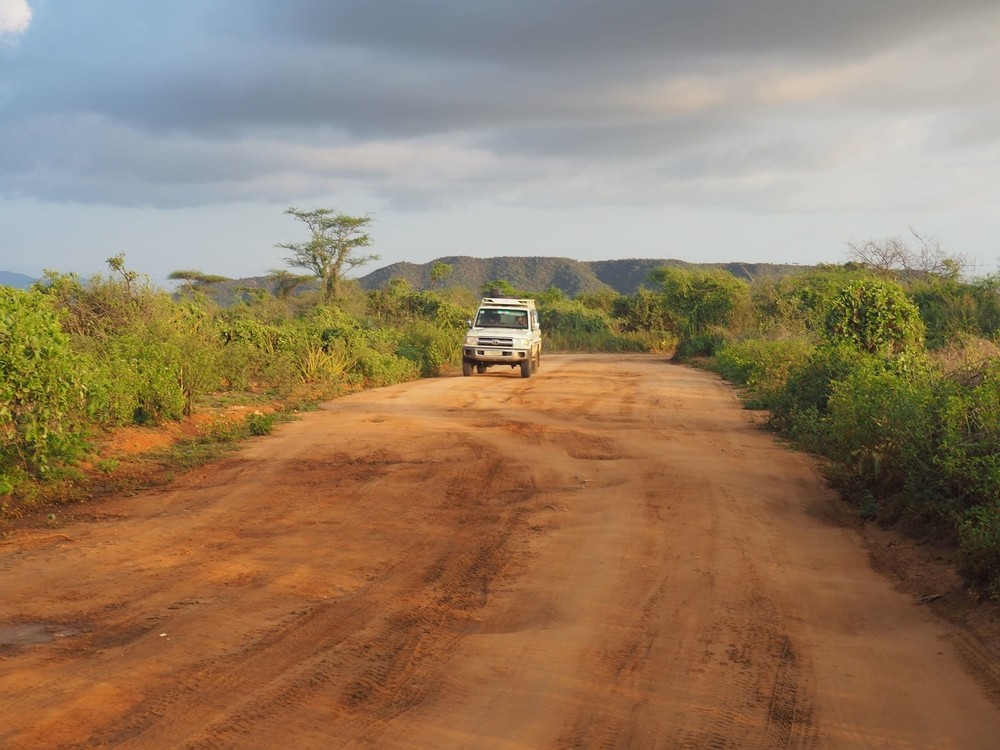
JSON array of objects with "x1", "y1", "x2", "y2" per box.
[
  {"x1": 462, "y1": 358, "x2": 473, "y2": 377},
  {"x1": 476, "y1": 363, "x2": 487, "y2": 374},
  {"x1": 520, "y1": 360, "x2": 532, "y2": 378},
  {"x1": 532, "y1": 349, "x2": 540, "y2": 372}
]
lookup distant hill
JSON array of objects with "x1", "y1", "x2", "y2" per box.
[
  {"x1": 358, "y1": 256, "x2": 613, "y2": 296},
  {"x1": 175, "y1": 257, "x2": 812, "y2": 304},
  {"x1": 0, "y1": 271, "x2": 37, "y2": 289},
  {"x1": 357, "y1": 256, "x2": 807, "y2": 296}
]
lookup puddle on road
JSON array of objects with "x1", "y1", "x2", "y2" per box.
[{"x1": 0, "y1": 622, "x2": 82, "y2": 649}]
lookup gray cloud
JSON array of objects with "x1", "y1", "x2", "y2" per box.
[
  {"x1": 1, "y1": 0, "x2": 998, "y2": 219},
  {"x1": 250, "y1": 1, "x2": 999, "y2": 67}
]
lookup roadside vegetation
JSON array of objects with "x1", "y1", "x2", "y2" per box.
[{"x1": 2, "y1": 219, "x2": 999, "y2": 598}]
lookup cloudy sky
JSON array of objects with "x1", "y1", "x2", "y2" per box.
[{"x1": 2, "y1": 1, "x2": 998, "y2": 286}]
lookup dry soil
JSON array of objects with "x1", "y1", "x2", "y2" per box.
[{"x1": 2, "y1": 354, "x2": 999, "y2": 749}]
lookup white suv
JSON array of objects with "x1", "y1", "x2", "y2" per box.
[{"x1": 462, "y1": 297, "x2": 542, "y2": 378}]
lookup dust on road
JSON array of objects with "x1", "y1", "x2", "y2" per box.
[{"x1": 2, "y1": 354, "x2": 999, "y2": 749}]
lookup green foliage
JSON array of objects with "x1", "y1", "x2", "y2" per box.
[
  {"x1": 531, "y1": 297, "x2": 652, "y2": 352},
  {"x1": 77, "y1": 298, "x2": 222, "y2": 426},
  {"x1": 612, "y1": 287, "x2": 679, "y2": 335},
  {"x1": 650, "y1": 267, "x2": 752, "y2": 336},
  {"x1": 765, "y1": 343, "x2": 871, "y2": 451},
  {"x1": 430, "y1": 262, "x2": 453, "y2": 286},
  {"x1": 246, "y1": 411, "x2": 276, "y2": 436},
  {"x1": 396, "y1": 320, "x2": 459, "y2": 377},
  {"x1": 648, "y1": 267, "x2": 752, "y2": 359},
  {"x1": 352, "y1": 330, "x2": 421, "y2": 387},
  {"x1": 713, "y1": 338, "x2": 815, "y2": 407},
  {"x1": 481, "y1": 279, "x2": 522, "y2": 298},
  {"x1": 957, "y1": 505, "x2": 1000, "y2": 599},
  {"x1": 824, "y1": 363, "x2": 937, "y2": 514},
  {"x1": 574, "y1": 290, "x2": 620, "y2": 315},
  {"x1": 822, "y1": 277, "x2": 925, "y2": 356},
  {"x1": 910, "y1": 275, "x2": 1000, "y2": 349},
  {"x1": 200, "y1": 411, "x2": 277, "y2": 443},
  {"x1": 367, "y1": 283, "x2": 471, "y2": 330},
  {"x1": 31, "y1": 257, "x2": 224, "y2": 427},
  {"x1": 278, "y1": 208, "x2": 379, "y2": 301},
  {"x1": 35, "y1": 262, "x2": 164, "y2": 341},
  {"x1": 674, "y1": 329, "x2": 730, "y2": 358},
  {"x1": 539, "y1": 298, "x2": 611, "y2": 334},
  {"x1": 106, "y1": 332, "x2": 188, "y2": 424},
  {"x1": 935, "y1": 361, "x2": 1000, "y2": 510},
  {"x1": 0, "y1": 288, "x2": 88, "y2": 480}
]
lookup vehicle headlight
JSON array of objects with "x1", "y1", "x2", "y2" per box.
[{"x1": 464, "y1": 336, "x2": 476, "y2": 345}]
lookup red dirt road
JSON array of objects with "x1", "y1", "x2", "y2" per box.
[{"x1": 2, "y1": 354, "x2": 1000, "y2": 749}]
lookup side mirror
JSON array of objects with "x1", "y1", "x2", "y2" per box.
[{"x1": 466, "y1": 319, "x2": 473, "y2": 328}]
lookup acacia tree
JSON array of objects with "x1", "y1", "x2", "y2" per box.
[
  {"x1": 276, "y1": 208, "x2": 379, "y2": 302},
  {"x1": 168, "y1": 269, "x2": 231, "y2": 296},
  {"x1": 265, "y1": 269, "x2": 315, "y2": 299}
]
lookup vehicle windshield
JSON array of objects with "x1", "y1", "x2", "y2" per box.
[{"x1": 475, "y1": 308, "x2": 529, "y2": 329}]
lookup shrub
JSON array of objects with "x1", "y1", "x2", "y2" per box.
[
  {"x1": 540, "y1": 299, "x2": 614, "y2": 335},
  {"x1": 612, "y1": 288, "x2": 680, "y2": 335},
  {"x1": 539, "y1": 298, "x2": 649, "y2": 351},
  {"x1": 935, "y1": 361, "x2": 1000, "y2": 510},
  {"x1": 0, "y1": 288, "x2": 88, "y2": 481},
  {"x1": 674, "y1": 329, "x2": 730, "y2": 359},
  {"x1": 822, "y1": 276, "x2": 925, "y2": 356},
  {"x1": 824, "y1": 363, "x2": 937, "y2": 515},
  {"x1": 35, "y1": 257, "x2": 168, "y2": 342},
  {"x1": 713, "y1": 337, "x2": 814, "y2": 406},
  {"x1": 957, "y1": 505, "x2": 1000, "y2": 599},
  {"x1": 650, "y1": 267, "x2": 753, "y2": 336},
  {"x1": 769, "y1": 343, "x2": 870, "y2": 426},
  {"x1": 396, "y1": 320, "x2": 460, "y2": 377},
  {"x1": 245, "y1": 411, "x2": 276, "y2": 436}
]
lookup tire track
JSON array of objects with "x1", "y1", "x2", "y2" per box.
[{"x1": 90, "y1": 435, "x2": 535, "y2": 749}]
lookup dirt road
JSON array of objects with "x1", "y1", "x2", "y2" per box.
[{"x1": 2, "y1": 354, "x2": 1000, "y2": 749}]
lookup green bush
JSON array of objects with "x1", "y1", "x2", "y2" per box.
[
  {"x1": 957, "y1": 505, "x2": 1000, "y2": 599},
  {"x1": 713, "y1": 338, "x2": 814, "y2": 405},
  {"x1": 36, "y1": 258, "x2": 169, "y2": 342},
  {"x1": 540, "y1": 299, "x2": 614, "y2": 335},
  {"x1": 0, "y1": 288, "x2": 88, "y2": 483},
  {"x1": 245, "y1": 411, "x2": 276, "y2": 436},
  {"x1": 674, "y1": 328, "x2": 730, "y2": 359},
  {"x1": 936, "y1": 362, "x2": 1000, "y2": 510},
  {"x1": 353, "y1": 347, "x2": 420, "y2": 387},
  {"x1": 112, "y1": 333, "x2": 188, "y2": 424},
  {"x1": 822, "y1": 277, "x2": 925, "y2": 356},
  {"x1": 612, "y1": 288, "x2": 679, "y2": 335},
  {"x1": 397, "y1": 320, "x2": 459, "y2": 377},
  {"x1": 825, "y1": 363, "x2": 936, "y2": 513},
  {"x1": 650, "y1": 267, "x2": 752, "y2": 336},
  {"x1": 769, "y1": 343, "x2": 869, "y2": 426},
  {"x1": 86, "y1": 305, "x2": 222, "y2": 426},
  {"x1": 539, "y1": 298, "x2": 650, "y2": 351}
]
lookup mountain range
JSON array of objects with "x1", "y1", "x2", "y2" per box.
[
  {"x1": 0, "y1": 271, "x2": 37, "y2": 290},
  {"x1": 1, "y1": 257, "x2": 808, "y2": 299},
  {"x1": 356, "y1": 256, "x2": 805, "y2": 296}
]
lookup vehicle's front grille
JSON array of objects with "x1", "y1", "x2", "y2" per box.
[{"x1": 476, "y1": 337, "x2": 514, "y2": 347}]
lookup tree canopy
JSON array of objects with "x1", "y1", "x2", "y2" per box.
[{"x1": 277, "y1": 208, "x2": 379, "y2": 301}]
